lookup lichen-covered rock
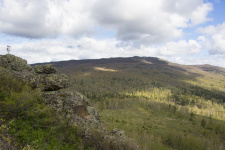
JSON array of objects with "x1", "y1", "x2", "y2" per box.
[
  {"x1": 86, "y1": 106, "x2": 101, "y2": 121},
  {"x1": 38, "y1": 74, "x2": 69, "y2": 91},
  {"x1": 0, "y1": 54, "x2": 33, "y2": 72},
  {"x1": 14, "y1": 71, "x2": 38, "y2": 88},
  {"x1": 0, "y1": 55, "x2": 37, "y2": 88},
  {"x1": 34, "y1": 64, "x2": 57, "y2": 74},
  {"x1": 42, "y1": 90, "x2": 101, "y2": 126},
  {"x1": 111, "y1": 128, "x2": 125, "y2": 137}
]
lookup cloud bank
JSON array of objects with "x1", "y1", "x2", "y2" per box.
[
  {"x1": 0, "y1": 0, "x2": 212, "y2": 44},
  {"x1": 1, "y1": 0, "x2": 224, "y2": 67}
]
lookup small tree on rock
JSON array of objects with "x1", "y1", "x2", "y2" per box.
[{"x1": 7, "y1": 45, "x2": 11, "y2": 54}]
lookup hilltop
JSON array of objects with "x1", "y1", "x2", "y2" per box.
[
  {"x1": 0, "y1": 54, "x2": 138, "y2": 150},
  {"x1": 34, "y1": 56, "x2": 225, "y2": 105},
  {"x1": 33, "y1": 56, "x2": 225, "y2": 150}
]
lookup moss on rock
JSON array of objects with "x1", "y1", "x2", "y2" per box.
[
  {"x1": 34, "y1": 64, "x2": 57, "y2": 74},
  {"x1": 0, "y1": 54, "x2": 33, "y2": 72}
]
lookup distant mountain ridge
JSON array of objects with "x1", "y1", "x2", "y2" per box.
[
  {"x1": 31, "y1": 56, "x2": 223, "y2": 67},
  {"x1": 32, "y1": 56, "x2": 225, "y2": 104},
  {"x1": 32, "y1": 56, "x2": 225, "y2": 76}
]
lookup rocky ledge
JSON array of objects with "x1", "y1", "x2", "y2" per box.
[{"x1": 0, "y1": 54, "x2": 100, "y2": 124}]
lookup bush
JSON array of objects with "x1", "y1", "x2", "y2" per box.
[
  {"x1": 163, "y1": 131, "x2": 206, "y2": 150},
  {"x1": 201, "y1": 118, "x2": 206, "y2": 128},
  {"x1": 0, "y1": 72, "x2": 25, "y2": 97},
  {"x1": 0, "y1": 73, "x2": 82, "y2": 149}
]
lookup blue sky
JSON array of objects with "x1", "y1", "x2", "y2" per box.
[{"x1": 0, "y1": 0, "x2": 225, "y2": 67}]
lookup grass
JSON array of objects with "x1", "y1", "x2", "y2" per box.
[{"x1": 97, "y1": 98, "x2": 225, "y2": 150}]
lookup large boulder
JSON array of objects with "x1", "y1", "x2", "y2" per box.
[
  {"x1": 38, "y1": 74, "x2": 69, "y2": 91},
  {"x1": 34, "y1": 64, "x2": 57, "y2": 74},
  {"x1": 42, "y1": 90, "x2": 101, "y2": 125},
  {"x1": 0, "y1": 54, "x2": 33, "y2": 72}
]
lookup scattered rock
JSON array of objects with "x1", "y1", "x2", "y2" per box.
[{"x1": 111, "y1": 128, "x2": 125, "y2": 137}]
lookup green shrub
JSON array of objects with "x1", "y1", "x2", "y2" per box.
[
  {"x1": 0, "y1": 72, "x2": 25, "y2": 97},
  {"x1": 201, "y1": 118, "x2": 206, "y2": 128}
]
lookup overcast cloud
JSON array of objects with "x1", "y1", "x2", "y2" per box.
[{"x1": 0, "y1": 0, "x2": 224, "y2": 67}]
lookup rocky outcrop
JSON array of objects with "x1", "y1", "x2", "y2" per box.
[
  {"x1": 0, "y1": 54, "x2": 37, "y2": 88},
  {"x1": 37, "y1": 74, "x2": 69, "y2": 91},
  {"x1": 34, "y1": 64, "x2": 57, "y2": 74},
  {"x1": 32, "y1": 64, "x2": 101, "y2": 125},
  {"x1": 42, "y1": 90, "x2": 101, "y2": 125},
  {"x1": 34, "y1": 64, "x2": 69, "y2": 91},
  {"x1": 0, "y1": 54, "x2": 33, "y2": 72},
  {"x1": 32, "y1": 64, "x2": 101, "y2": 124},
  {"x1": 0, "y1": 54, "x2": 100, "y2": 124}
]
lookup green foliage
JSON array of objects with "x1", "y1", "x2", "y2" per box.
[
  {"x1": 201, "y1": 118, "x2": 206, "y2": 128},
  {"x1": 0, "y1": 70, "x2": 137, "y2": 149},
  {"x1": 98, "y1": 98, "x2": 225, "y2": 150},
  {"x1": 0, "y1": 118, "x2": 14, "y2": 149},
  {"x1": 189, "y1": 112, "x2": 195, "y2": 121},
  {"x1": 1, "y1": 86, "x2": 42, "y2": 119},
  {"x1": 8, "y1": 119, "x2": 80, "y2": 149},
  {"x1": 0, "y1": 72, "x2": 82, "y2": 149},
  {"x1": 0, "y1": 72, "x2": 25, "y2": 97},
  {"x1": 82, "y1": 129, "x2": 137, "y2": 150}
]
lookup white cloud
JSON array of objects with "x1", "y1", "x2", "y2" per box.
[
  {"x1": 198, "y1": 22, "x2": 225, "y2": 54},
  {"x1": 158, "y1": 40, "x2": 202, "y2": 56},
  {"x1": 166, "y1": 55, "x2": 225, "y2": 68},
  {"x1": 163, "y1": 0, "x2": 212, "y2": 25},
  {"x1": 189, "y1": 3, "x2": 213, "y2": 25},
  {"x1": 92, "y1": 0, "x2": 212, "y2": 45},
  {"x1": 0, "y1": 37, "x2": 202, "y2": 65},
  {"x1": 0, "y1": 0, "x2": 213, "y2": 45},
  {"x1": 0, "y1": 0, "x2": 96, "y2": 38}
]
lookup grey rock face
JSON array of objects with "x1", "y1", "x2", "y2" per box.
[
  {"x1": 42, "y1": 90, "x2": 101, "y2": 125},
  {"x1": 0, "y1": 54, "x2": 33, "y2": 72},
  {"x1": 38, "y1": 74, "x2": 69, "y2": 91},
  {"x1": 34, "y1": 64, "x2": 57, "y2": 74}
]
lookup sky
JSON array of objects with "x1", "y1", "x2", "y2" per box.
[{"x1": 0, "y1": 0, "x2": 225, "y2": 67}]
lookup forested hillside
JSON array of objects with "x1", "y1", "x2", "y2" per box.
[{"x1": 42, "y1": 56, "x2": 225, "y2": 150}]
